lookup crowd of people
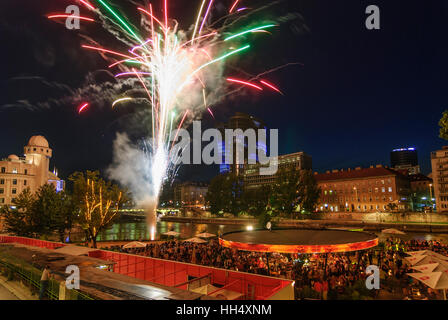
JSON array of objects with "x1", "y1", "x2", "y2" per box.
[{"x1": 104, "y1": 237, "x2": 448, "y2": 300}]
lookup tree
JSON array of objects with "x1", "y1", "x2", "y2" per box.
[
  {"x1": 297, "y1": 170, "x2": 321, "y2": 214},
  {"x1": 439, "y1": 110, "x2": 448, "y2": 140},
  {"x1": 0, "y1": 185, "x2": 78, "y2": 241},
  {"x1": 206, "y1": 173, "x2": 244, "y2": 216},
  {"x1": 0, "y1": 188, "x2": 36, "y2": 237},
  {"x1": 32, "y1": 185, "x2": 77, "y2": 242},
  {"x1": 269, "y1": 168, "x2": 301, "y2": 218},
  {"x1": 269, "y1": 169, "x2": 320, "y2": 218},
  {"x1": 69, "y1": 171, "x2": 127, "y2": 248},
  {"x1": 242, "y1": 185, "x2": 271, "y2": 217}
]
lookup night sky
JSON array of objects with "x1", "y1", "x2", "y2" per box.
[{"x1": 1, "y1": 0, "x2": 448, "y2": 183}]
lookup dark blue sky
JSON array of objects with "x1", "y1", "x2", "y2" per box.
[{"x1": 1, "y1": 0, "x2": 448, "y2": 182}]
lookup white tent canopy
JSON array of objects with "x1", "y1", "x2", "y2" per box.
[
  {"x1": 122, "y1": 241, "x2": 147, "y2": 249},
  {"x1": 406, "y1": 250, "x2": 448, "y2": 261},
  {"x1": 162, "y1": 231, "x2": 181, "y2": 236},
  {"x1": 381, "y1": 228, "x2": 405, "y2": 235},
  {"x1": 405, "y1": 255, "x2": 448, "y2": 267},
  {"x1": 407, "y1": 272, "x2": 448, "y2": 300},
  {"x1": 411, "y1": 263, "x2": 442, "y2": 273},
  {"x1": 195, "y1": 232, "x2": 217, "y2": 238},
  {"x1": 184, "y1": 237, "x2": 207, "y2": 244}
]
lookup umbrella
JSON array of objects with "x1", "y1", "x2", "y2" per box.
[
  {"x1": 162, "y1": 231, "x2": 181, "y2": 237},
  {"x1": 406, "y1": 250, "x2": 448, "y2": 261},
  {"x1": 381, "y1": 228, "x2": 405, "y2": 235},
  {"x1": 405, "y1": 255, "x2": 448, "y2": 267},
  {"x1": 407, "y1": 272, "x2": 448, "y2": 300},
  {"x1": 411, "y1": 263, "x2": 443, "y2": 273},
  {"x1": 122, "y1": 241, "x2": 147, "y2": 249},
  {"x1": 184, "y1": 237, "x2": 207, "y2": 244},
  {"x1": 195, "y1": 232, "x2": 217, "y2": 238}
]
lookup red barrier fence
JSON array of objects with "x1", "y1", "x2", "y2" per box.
[
  {"x1": 88, "y1": 250, "x2": 292, "y2": 300},
  {"x1": 0, "y1": 236, "x2": 292, "y2": 300},
  {"x1": 0, "y1": 235, "x2": 65, "y2": 250}
]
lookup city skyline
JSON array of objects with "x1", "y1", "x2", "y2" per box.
[{"x1": 1, "y1": 0, "x2": 448, "y2": 180}]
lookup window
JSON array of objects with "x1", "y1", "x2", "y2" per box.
[
  {"x1": 24, "y1": 169, "x2": 28, "y2": 175},
  {"x1": 0, "y1": 188, "x2": 3, "y2": 194},
  {"x1": 11, "y1": 198, "x2": 15, "y2": 203},
  {"x1": 12, "y1": 179, "x2": 17, "y2": 185},
  {"x1": 12, "y1": 188, "x2": 17, "y2": 194},
  {"x1": 381, "y1": 187, "x2": 385, "y2": 193},
  {"x1": 0, "y1": 179, "x2": 4, "y2": 184},
  {"x1": 24, "y1": 180, "x2": 27, "y2": 186},
  {"x1": 0, "y1": 198, "x2": 4, "y2": 204},
  {"x1": 12, "y1": 168, "x2": 17, "y2": 174},
  {"x1": 1, "y1": 167, "x2": 5, "y2": 173},
  {"x1": 388, "y1": 187, "x2": 392, "y2": 192}
]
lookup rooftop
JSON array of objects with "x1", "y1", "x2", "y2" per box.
[{"x1": 315, "y1": 166, "x2": 404, "y2": 182}]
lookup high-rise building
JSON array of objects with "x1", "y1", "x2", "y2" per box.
[
  {"x1": 0, "y1": 135, "x2": 64, "y2": 206},
  {"x1": 390, "y1": 147, "x2": 420, "y2": 175},
  {"x1": 430, "y1": 146, "x2": 448, "y2": 212},
  {"x1": 217, "y1": 112, "x2": 266, "y2": 176}
]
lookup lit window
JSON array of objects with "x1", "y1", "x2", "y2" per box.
[
  {"x1": 388, "y1": 187, "x2": 392, "y2": 192},
  {"x1": 12, "y1": 168, "x2": 17, "y2": 174}
]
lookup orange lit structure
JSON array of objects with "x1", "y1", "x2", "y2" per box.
[{"x1": 219, "y1": 229, "x2": 379, "y2": 254}]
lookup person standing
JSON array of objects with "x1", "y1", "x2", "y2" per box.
[{"x1": 39, "y1": 265, "x2": 51, "y2": 300}]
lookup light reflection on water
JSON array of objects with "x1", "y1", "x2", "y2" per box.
[
  {"x1": 94, "y1": 220, "x2": 242, "y2": 241},
  {"x1": 72, "y1": 220, "x2": 448, "y2": 244}
]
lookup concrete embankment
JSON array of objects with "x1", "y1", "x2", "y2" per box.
[{"x1": 160, "y1": 216, "x2": 448, "y2": 233}]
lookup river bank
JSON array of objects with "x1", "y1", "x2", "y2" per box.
[{"x1": 160, "y1": 216, "x2": 448, "y2": 233}]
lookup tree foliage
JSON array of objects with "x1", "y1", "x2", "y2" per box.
[
  {"x1": 439, "y1": 110, "x2": 448, "y2": 140},
  {"x1": 69, "y1": 170, "x2": 127, "y2": 248},
  {"x1": 0, "y1": 185, "x2": 76, "y2": 241},
  {"x1": 206, "y1": 173, "x2": 244, "y2": 216}
]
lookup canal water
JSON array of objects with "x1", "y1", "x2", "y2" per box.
[{"x1": 89, "y1": 219, "x2": 448, "y2": 244}]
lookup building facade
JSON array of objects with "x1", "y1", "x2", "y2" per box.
[
  {"x1": 0, "y1": 136, "x2": 63, "y2": 206},
  {"x1": 217, "y1": 112, "x2": 266, "y2": 176},
  {"x1": 243, "y1": 151, "x2": 312, "y2": 189},
  {"x1": 408, "y1": 173, "x2": 434, "y2": 212},
  {"x1": 315, "y1": 165, "x2": 411, "y2": 213},
  {"x1": 390, "y1": 147, "x2": 420, "y2": 175},
  {"x1": 431, "y1": 146, "x2": 448, "y2": 212},
  {"x1": 173, "y1": 182, "x2": 208, "y2": 206}
]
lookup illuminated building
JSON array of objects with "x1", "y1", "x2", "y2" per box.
[
  {"x1": 217, "y1": 112, "x2": 266, "y2": 176},
  {"x1": 315, "y1": 165, "x2": 411, "y2": 213},
  {"x1": 390, "y1": 147, "x2": 420, "y2": 175},
  {"x1": 431, "y1": 146, "x2": 448, "y2": 212},
  {"x1": 242, "y1": 151, "x2": 312, "y2": 189},
  {"x1": 0, "y1": 135, "x2": 64, "y2": 206},
  {"x1": 174, "y1": 182, "x2": 208, "y2": 206}
]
